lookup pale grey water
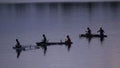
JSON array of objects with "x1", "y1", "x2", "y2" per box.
[{"x1": 0, "y1": 2, "x2": 120, "y2": 68}]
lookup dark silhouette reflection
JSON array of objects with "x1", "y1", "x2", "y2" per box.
[
  {"x1": 87, "y1": 2, "x2": 94, "y2": 21},
  {"x1": 80, "y1": 32, "x2": 92, "y2": 43},
  {"x1": 110, "y1": 2, "x2": 119, "y2": 20},
  {"x1": 41, "y1": 34, "x2": 47, "y2": 55},
  {"x1": 36, "y1": 35, "x2": 73, "y2": 54},
  {"x1": 13, "y1": 39, "x2": 23, "y2": 58},
  {"x1": 13, "y1": 45, "x2": 41, "y2": 58},
  {"x1": 80, "y1": 27, "x2": 92, "y2": 43},
  {"x1": 61, "y1": 3, "x2": 74, "y2": 14},
  {"x1": 14, "y1": 3, "x2": 27, "y2": 11},
  {"x1": 65, "y1": 35, "x2": 72, "y2": 51},
  {"x1": 35, "y1": 3, "x2": 48, "y2": 12},
  {"x1": 88, "y1": 37, "x2": 92, "y2": 44},
  {"x1": 15, "y1": 39, "x2": 22, "y2": 58},
  {"x1": 100, "y1": 37, "x2": 105, "y2": 44},
  {"x1": 49, "y1": 3, "x2": 58, "y2": 10},
  {"x1": 35, "y1": 34, "x2": 48, "y2": 55},
  {"x1": 16, "y1": 49, "x2": 22, "y2": 58},
  {"x1": 39, "y1": 44, "x2": 47, "y2": 55},
  {"x1": 13, "y1": 35, "x2": 73, "y2": 57},
  {"x1": 13, "y1": 39, "x2": 40, "y2": 58},
  {"x1": 0, "y1": 4, "x2": 14, "y2": 11},
  {"x1": 87, "y1": 2, "x2": 93, "y2": 14},
  {"x1": 97, "y1": 27, "x2": 107, "y2": 44},
  {"x1": 80, "y1": 27, "x2": 107, "y2": 44},
  {"x1": 14, "y1": 3, "x2": 27, "y2": 16},
  {"x1": 110, "y1": 2, "x2": 119, "y2": 10},
  {"x1": 85, "y1": 27, "x2": 92, "y2": 42},
  {"x1": 61, "y1": 3, "x2": 74, "y2": 9}
]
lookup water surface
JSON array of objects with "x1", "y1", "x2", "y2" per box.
[{"x1": 0, "y1": 2, "x2": 120, "y2": 68}]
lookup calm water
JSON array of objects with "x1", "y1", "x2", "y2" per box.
[{"x1": 0, "y1": 2, "x2": 120, "y2": 68}]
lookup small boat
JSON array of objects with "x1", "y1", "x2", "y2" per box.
[
  {"x1": 13, "y1": 45, "x2": 40, "y2": 58},
  {"x1": 13, "y1": 46, "x2": 26, "y2": 51},
  {"x1": 36, "y1": 41, "x2": 73, "y2": 46},
  {"x1": 80, "y1": 34, "x2": 107, "y2": 38}
]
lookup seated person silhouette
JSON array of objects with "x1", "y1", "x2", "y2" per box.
[
  {"x1": 97, "y1": 27, "x2": 105, "y2": 36},
  {"x1": 42, "y1": 34, "x2": 47, "y2": 44},
  {"x1": 16, "y1": 39, "x2": 21, "y2": 48},
  {"x1": 86, "y1": 27, "x2": 92, "y2": 35},
  {"x1": 15, "y1": 39, "x2": 22, "y2": 58},
  {"x1": 65, "y1": 35, "x2": 72, "y2": 45},
  {"x1": 41, "y1": 34, "x2": 47, "y2": 54},
  {"x1": 65, "y1": 35, "x2": 72, "y2": 51}
]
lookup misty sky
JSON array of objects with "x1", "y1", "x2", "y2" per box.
[{"x1": 0, "y1": 0, "x2": 119, "y2": 3}]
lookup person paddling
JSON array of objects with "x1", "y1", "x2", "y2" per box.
[
  {"x1": 97, "y1": 27, "x2": 105, "y2": 36},
  {"x1": 42, "y1": 34, "x2": 47, "y2": 55},
  {"x1": 16, "y1": 39, "x2": 21, "y2": 48},
  {"x1": 42, "y1": 34, "x2": 47, "y2": 43},
  {"x1": 66, "y1": 35, "x2": 72, "y2": 51},
  {"x1": 66, "y1": 35, "x2": 72, "y2": 44}
]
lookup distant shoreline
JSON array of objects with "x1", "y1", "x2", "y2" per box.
[{"x1": 0, "y1": 1, "x2": 120, "y2": 4}]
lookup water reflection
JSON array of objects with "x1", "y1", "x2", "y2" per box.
[
  {"x1": 0, "y1": 2, "x2": 120, "y2": 68},
  {"x1": 13, "y1": 44, "x2": 40, "y2": 58},
  {"x1": 36, "y1": 35, "x2": 73, "y2": 55},
  {"x1": 80, "y1": 27, "x2": 107, "y2": 44},
  {"x1": 9, "y1": 2, "x2": 119, "y2": 58},
  {"x1": 13, "y1": 4, "x2": 27, "y2": 17},
  {"x1": 35, "y1": 3, "x2": 49, "y2": 12},
  {"x1": 13, "y1": 39, "x2": 41, "y2": 58},
  {"x1": 13, "y1": 35, "x2": 73, "y2": 58},
  {"x1": 14, "y1": 4, "x2": 26, "y2": 11},
  {"x1": 13, "y1": 39, "x2": 24, "y2": 58}
]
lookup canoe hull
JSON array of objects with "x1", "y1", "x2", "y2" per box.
[
  {"x1": 80, "y1": 34, "x2": 107, "y2": 38},
  {"x1": 36, "y1": 41, "x2": 73, "y2": 46}
]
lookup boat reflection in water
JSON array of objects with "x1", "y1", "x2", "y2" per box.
[
  {"x1": 80, "y1": 33, "x2": 107, "y2": 44},
  {"x1": 36, "y1": 35, "x2": 73, "y2": 55},
  {"x1": 13, "y1": 35, "x2": 73, "y2": 58},
  {"x1": 80, "y1": 27, "x2": 107, "y2": 44},
  {"x1": 13, "y1": 40, "x2": 40, "y2": 58}
]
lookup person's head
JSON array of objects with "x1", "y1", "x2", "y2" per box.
[
  {"x1": 67, "y1": 35, "x2": 69, "y2": 38},
  {"x1": 43, "y1": 34, "x2": 45, "y2": 37},
  {"x1": 16, "y1": 39, "x2": 18, "y2": 41},
  {"x1": 87, "y1": 27, "x2": 90, "y2": 30}
]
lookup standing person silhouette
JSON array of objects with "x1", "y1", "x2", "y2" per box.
[{"x1": 97, "y1": 27, "x2": 105, "y2": 36}]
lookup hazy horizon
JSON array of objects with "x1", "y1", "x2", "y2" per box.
[{"x1": 0, "y1": 0, "x2": 120, "y2": 3}]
